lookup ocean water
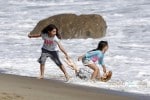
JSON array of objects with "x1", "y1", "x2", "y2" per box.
[{"x1": 0, "y1": 0, "x2": 150, "y2": 95}]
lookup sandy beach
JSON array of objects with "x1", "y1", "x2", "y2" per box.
[{"x1": 0, "y1": 74, "x2": 149, "y2": 100}]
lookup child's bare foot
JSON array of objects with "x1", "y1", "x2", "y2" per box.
[
  {"x1": 65, "y1": 76, "x2": 70, "y2": 82},
  {"x1": 88, "y1": 79, "x2": 96, "y2": 83},
  {"x1": 96, "y1": 76, "x2": 102, "y2": 81},
  {"x1": 37, "y1": 76, "x2": 44, "y2": 79}
]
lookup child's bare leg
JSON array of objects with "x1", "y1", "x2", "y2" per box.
[
  {"x1": 87, "y1": 64, "x2": 99, "y2": 80},
  {"x1": 59, "y1": 65, "x2": 70, "y2": 81},
  {"x1": 96, "y1": 69, "x2": 101, "y2": 80},
  {"x1": 39, "y1": 64, "x2": 45, "y2": 79}
]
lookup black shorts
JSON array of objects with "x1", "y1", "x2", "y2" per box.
[{"x1": 38, "y1": 48, "x2": 63, "y2": 67}]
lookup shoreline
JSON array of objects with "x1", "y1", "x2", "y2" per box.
[{"x1": 0, "y1": 73, "x2": 149, "y2": 100}]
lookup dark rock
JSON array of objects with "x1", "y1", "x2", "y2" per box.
[{"x1": 30, "y1": 14, "x2": 107, "y2": 39}]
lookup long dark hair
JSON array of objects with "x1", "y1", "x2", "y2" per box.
[
  {"x1": 90, "y1": 41, "x2": 108, "y2": 52},
  {"x1": 42, "y1": 24, "x2": 62, "y2": 39}
]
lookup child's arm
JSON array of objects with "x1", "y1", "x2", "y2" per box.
[
  {"x1": 28, "y1": 33, "x2": 41, "y2": 38},
  {"x1": 57, "y1": 42, "x2": 69, "y2": 59},
  {"x1": 102, "y1": 65, "x2": 107, "y2": 73},
  {"x1": 78, "y1": 54, "x2": 85, "y2": 61},
  {"x1": 101, "y1": 65, "x2": 107, "y2": 78}
]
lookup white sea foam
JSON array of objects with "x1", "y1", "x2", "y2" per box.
[{"x1": 0, "y1": 0, "x2": 150, "y2": 95}]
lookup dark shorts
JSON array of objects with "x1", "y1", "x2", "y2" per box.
[
  {"x1": 82, "y1": 56, "x2": 94, "y2": 66},
  {"x1": 38, "y1": 48, "x2": 63, "y2": 67}
]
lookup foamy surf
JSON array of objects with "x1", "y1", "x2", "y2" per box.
[{"x1": 0, "y1": 0, "x2": 150, "y2": 95}]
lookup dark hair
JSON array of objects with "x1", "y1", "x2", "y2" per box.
[
  {"x1": 42, "y1": 24, "x2": 62, "y2": 39},
  {"x1": 90, "y1": 41, "x2": 108, "y2": 51}
]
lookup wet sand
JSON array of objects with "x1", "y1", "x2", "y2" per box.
[{"x1": 0, "y1": 74, "x2": 149, "y2": 100}]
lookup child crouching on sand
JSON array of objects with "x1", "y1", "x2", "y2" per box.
[
  {"x1": 64, "y1": 41, "x2": 112, "y2": 82},
  {"x1": 78, "y1": 41, "x2": 112, "y2": 81},
  {"x1": 65, "y1": 57, "x2": 112, "y2": 82},
  {"x1": 28, "y1": 24, "x2": 70, "y2": 81}
]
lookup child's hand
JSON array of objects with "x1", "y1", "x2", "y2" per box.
[
  {"x1": 78, "y1": 56, "x2": 82, "y2": 61},
  {"x1": 103, "y1": 73, "x2": 107, "y2": 78},
  {"x1": 28, "y1": 34, "x2": 32, "y2": 38}
]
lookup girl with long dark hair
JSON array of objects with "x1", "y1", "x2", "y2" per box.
[
  {"x1": 78, "y1": 41, "x2": 109, "y2": 81},
  {"x1": 28, "y1": 24, "x2": 69, "y2": 81}
]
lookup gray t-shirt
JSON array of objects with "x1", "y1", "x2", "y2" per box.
[{"x1": 41, "y1": 34, "x2": 60, "y2": 51}]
